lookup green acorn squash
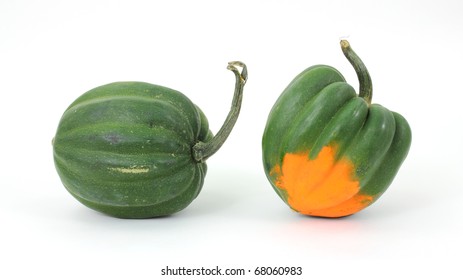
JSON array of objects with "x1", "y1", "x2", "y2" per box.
[
  {"x1": 262, "y1": 41, "x2": 411, "y2": 218},
  {"x1": 53, "y1": 61, "x2": 247, "y2": 218}
]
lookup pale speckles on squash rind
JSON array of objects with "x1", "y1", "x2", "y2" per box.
[{"x1": 108, "y1": 166, "x2": 151, "y2": 174}]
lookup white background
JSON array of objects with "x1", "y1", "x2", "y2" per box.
[{"x1": 1, "y1": 0, "x2": 462, "y2": 279}]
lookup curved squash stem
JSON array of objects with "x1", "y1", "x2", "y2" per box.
[
  {"x1": 340, "y1": 40, "x2": 373, "y2": 105},
  {"x1": 192, "y1": 61, "x2": 247, "y2": 162}
]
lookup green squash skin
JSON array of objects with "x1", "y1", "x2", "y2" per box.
[
  {"x1": 262, "y1": 65, "x2": 412, "y2": 213},
  {"x1": 53, "y1": 82, "x2": 213, "y2": 218}
]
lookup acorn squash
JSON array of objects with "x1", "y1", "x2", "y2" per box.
[
  {"x1": 262, "y1": 41, "x2": 411, "y2": 217},
  {"x1": 53, "y1": 61, "x2": 247, "y2": 218}
]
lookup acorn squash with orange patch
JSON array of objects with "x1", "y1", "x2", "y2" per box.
[{"x1": 262, "y1": 41, "x2": 411, "y2": 218}]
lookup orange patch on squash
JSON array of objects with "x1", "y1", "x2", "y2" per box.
[{"x1": 271, "y1": 146, "x2": 373, "y2": 217}]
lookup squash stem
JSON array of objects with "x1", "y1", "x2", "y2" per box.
[
  {"x1": 192, "y1": 61, "x2": 247, "y2": 162},
  {"x1": 340, "y1": 40, "x2": 373, "y2": 105}
]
